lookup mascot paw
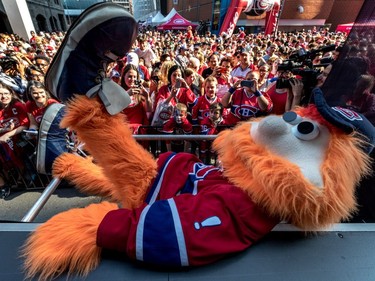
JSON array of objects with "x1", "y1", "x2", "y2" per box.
[
  {"x1": 22, "y1": 202, "x2": 118, "y2": 280},
  {"x1": 60, "y1": 95, "x2": 110, "y2": 131},
  {"x1": 52, "y1": 152, "x2": 93, "y2": 178}
]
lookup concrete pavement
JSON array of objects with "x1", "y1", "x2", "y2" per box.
[{"x1": 0, "y1": 184, "x2": 102, "y2": 223}]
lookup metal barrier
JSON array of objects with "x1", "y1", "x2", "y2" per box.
[
  {"x1": 21, "y1": 134, "x2": 219, "y2": 222},
  {"x1": 134, "y1": 135, "x2": 217, "y2": 141}
]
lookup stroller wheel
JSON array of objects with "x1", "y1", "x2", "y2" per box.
[{"x1": 0, "y1": 185, "x2": 10, "y2": 199}]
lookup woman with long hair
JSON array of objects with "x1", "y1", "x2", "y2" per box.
[
  {"x1": 120, "y1": 63, "x2": 152, "y2": 134},
  {"x1": 154, "y1": 64, "x2": 197, "y2": 115},
  {"x1": 25, "y1": 80, "x2": 59, "y2": 130}
]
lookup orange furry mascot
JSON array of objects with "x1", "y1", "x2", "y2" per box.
[
  {"x1": 21, "y1": 3, "x2": 375, "y2": 281},
  {"x1": 22, "y1": 90, "x2": 374, "y2": 280}
]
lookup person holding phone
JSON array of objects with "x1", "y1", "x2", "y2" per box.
[
  {"x1": 119, "y1": 64, "x2": 152, "y2": 135},
  {"x1": 221, "y1": 71, "x2": 273, "y2": 125},
  {"x1": 154, "y1": 65, "x2": 197, "y2": 114}
]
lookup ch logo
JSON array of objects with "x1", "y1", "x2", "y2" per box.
[
  {"x1": 194, "y1": 216, "x2": 221, "y2": 230},
  {"x1": 332, "y1": 106, "x2": 363, "y2": 121}
]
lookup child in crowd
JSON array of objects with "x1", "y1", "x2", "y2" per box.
[
  {"x1": 162, "y1": 103, "x2": 192, "y2": 153},
  {"x1": 199, "y1": 102, "x2": 227, "y2": 165},
  {"x1": 191, "y1": 76, "x2": 222, "y2": 125}
]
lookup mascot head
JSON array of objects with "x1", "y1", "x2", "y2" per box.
[{"x1": 213, "y1": 88, "x2": 374, "y2": 229}]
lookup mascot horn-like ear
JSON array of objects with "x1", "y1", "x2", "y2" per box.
[{"x1": 45, "y1": 2, "x2": 138, "y2": 115}]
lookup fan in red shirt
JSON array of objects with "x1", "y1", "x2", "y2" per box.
[
  {"x1": 162, "y1": 103, "x2": 193, "y2": 153},
  {"x1": 199, "y1": 102, "x2": 228, "y2": 164},
  {"x1": 154, "y1": 65, "x2": 197, "y2": 118},
  {"x1": 25, "y1": 80, "x2": 59, "y2": 130},
  {"x1": 0, "y1": 81, "x2": 30, "y2": 197},
  {"x1": 192, "y1": 76, "x2": 222, "y2": 125},
  {"x1": 221, "y1": 71, "x2": 273, "y2": 125},
  {"x1": 120, "y1": 64, "x2": 152, "y2": 135}
]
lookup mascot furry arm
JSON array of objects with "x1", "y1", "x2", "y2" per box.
[{"x1": 22, "y1": 90, "x2": 374, "y2": 280}]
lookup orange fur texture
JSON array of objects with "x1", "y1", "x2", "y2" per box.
[
  {"x1": 58, "y1": 95, "x2": 158, "y2": 209},
  {"x1": 53, "y1": 153, "x2": 121, "y2": 202},
  {"x1": 24, "y1": 95, "x2": 158, "y2": 280},
  {"x1": 213, "y1": 111, "x2": 371, "y2": 230},
  {"x1": 22, "y1": 201, "x2": 118, "y2": 280}
]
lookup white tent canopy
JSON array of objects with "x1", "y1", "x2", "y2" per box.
[
  {"x1": 151, "y1": 11, "x2": 165, "y2": 25},
  {"x1": 161, "y1": 8, "x2": 177, "y2": 23}
]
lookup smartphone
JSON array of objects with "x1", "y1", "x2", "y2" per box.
[
  {"x1": 175, "y1": 79, "x2": 181, "y2": 88},
  {"x1": 240, "y1": 80, "x2": 254, "y2": 88}
]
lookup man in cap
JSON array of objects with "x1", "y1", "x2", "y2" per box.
[
  {"x1": 230, "y1": 51, "x2": 256, "y2": 80},
  {"x1": 237, "y1": 27, "x2": 246, "y2": 39},
  {"x1": 175, "y1": 46, "x2": 190, "y2": 70}
]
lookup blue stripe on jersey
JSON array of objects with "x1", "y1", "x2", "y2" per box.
[
  {"x1": 145, "y1": 153, "x2": 176, "y2": 204},
  {"x1": 139, "y1": 199, "x2": 187, "y2": 266}
]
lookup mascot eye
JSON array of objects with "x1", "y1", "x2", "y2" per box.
[
  {"x1": 283, "y1": 111, "x2": 302, "y2": 125},
  {"x1": 292, "y1": 121, "x2": 320, "y2": 140}
]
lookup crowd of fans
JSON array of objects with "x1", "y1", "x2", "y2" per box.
[{"x1": 0, "y1": 23, "x2": 374, "y2": 198}]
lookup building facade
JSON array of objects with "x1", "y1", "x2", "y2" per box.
[
  {"x1": 133, "y1": 0, "x2": 162, "y2": 21},
  {"x1": 165, "y1": 0, "x2": 365, "y2": 32},
  {"x1": 26, "y1": 0, "x2": 67, "y2": 32},
  {"x1": 0, "y1": 0, "x2": 367, "y2": 36},
  {"x1": 0, "y1": 0, "x2": 133, "y2": 35},
  {"x1": 0, "y1": 0, "x2": 67, "y2": 35}
]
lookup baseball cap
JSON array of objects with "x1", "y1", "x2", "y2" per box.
[
  {"x1": 126, "y1": 52, "x2": 139, "y2": 66},
  {"x1": 312, "y1": 88, "x2": 375, "y2": 154}
]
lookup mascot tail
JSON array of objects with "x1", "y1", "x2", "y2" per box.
[{"x1": 22, "y1": 201, "x2": 118, "y2": 280}]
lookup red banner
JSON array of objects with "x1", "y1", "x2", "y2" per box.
[
  {"x1": 264, "y1": 0, "x2": 280, "y2": 36},
  {"x1": 219, "y1": 0, "x2": 250, "y2": 37},
  {"x1": 219, "y1": 0, "x2": 279, "y2": 37}
]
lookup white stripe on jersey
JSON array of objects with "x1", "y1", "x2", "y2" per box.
[
  {"x1": 168, "y1": 198, "x2": 189, "y2": 266},
  {"x1": 148, "y1": 154, "x2": 176, "y2": 204},
  {"x1": 135, "y1": 204, "x2": 151, "y2": 261}
]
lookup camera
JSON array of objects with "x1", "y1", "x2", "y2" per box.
[
  {"x1": 275, "y1": 44, "x2": 336, "y2": 104},
  {"x1": 276, "y1": 78, "x2": 291, "y2": 89},
  {"x1": 151, "y1": 75, "x2": 159, "y2": 83},
  {"x1": 240, "y1": 80, "x2": 254, "y2": 88},
  {"x1": 175, "y1": 79, "x2": 181, "y2": 88}
]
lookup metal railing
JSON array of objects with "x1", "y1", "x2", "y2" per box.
[{"x1": 21, "y1": 133, "x2": 219, "y2": 222}]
